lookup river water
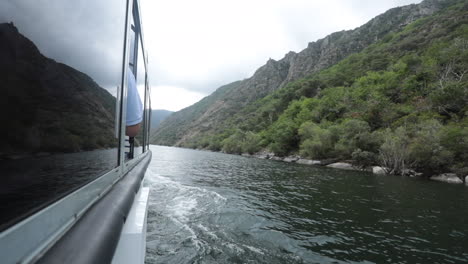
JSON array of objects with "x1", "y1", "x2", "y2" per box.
[{"x1": 144, "y1": 145, "x2": 468, "y2": 264}]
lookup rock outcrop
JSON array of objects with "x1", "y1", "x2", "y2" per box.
[
  {"x1": 297, "y1": 159, "x2": 321, "y2": 166},
  {"x1": 372, "y1": 166, "x2": 387, "y2": 175},
  {"x1": 326, "y1": 162, "x2": 356, "y2": 171},
  {"x1": 430, "y1": 173, "x2": 463, "y2": 184}
]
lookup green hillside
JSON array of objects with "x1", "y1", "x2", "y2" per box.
[
  {"x1": 153, "y1": 0, "x2": 468, "y2": 176},
  {"x1": 150, "y1": 109, "x2": 173, "y2": 130},
  {"x1": 151, "y1": 0, "x2": 451, "y2": 148}
]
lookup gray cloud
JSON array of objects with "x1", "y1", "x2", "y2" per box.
[
  {"x1": 0, "y1": 0, "x2": 127, "y2": 89},
  {"x1": 140, "y1": 0, "x2": 423, "y2": 99},
  {"x1": 1, "y1": 0, "x2": 423, "y2": 108}
]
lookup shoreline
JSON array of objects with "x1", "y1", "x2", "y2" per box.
[
  {"x1": 240, "y1": 151, "x2": 468, "y2": 186},
  {"x1": 153, "y1": 145, "x2": 468, "y2": 186}
]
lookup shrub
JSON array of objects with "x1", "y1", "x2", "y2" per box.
[
  {"x1": 241, "y1": 132, "x2": 262, "y2": 154},
  {"x1": 334, "y1": 119, "x2": 373, "y2": 158},
  {"x1": 440, "y1": 122, "x2": 468, "y2": 164},
  {"x1": 352, "y1": 149, "x2": 377, "y2": 168},
  {"x1": 298, "y1": 122, "x2": 336, "y2": 159},
  {"x1": 408, "y1": 120, "x2": 453, "y2": 172},
  {"x1": 379, "y1": 127, "x2": 413, "y2": 175},
  {"x1": 222, "y1": 131, "x2": 244, "y2": 154},
  {"x1": 266, "y1": 118, "x2": 299, "y2": 156}
]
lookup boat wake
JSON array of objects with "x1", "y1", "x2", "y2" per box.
[
  {"x1": 143, "y1": 166, "x2": 331, "y2": 264},
  {"x1": 144, "y1": 167, "x2": 230, "y2": 263}
]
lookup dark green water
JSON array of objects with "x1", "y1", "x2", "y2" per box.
[{"x1": 145, "y1": 145, "x2": 468, "y2": 264}]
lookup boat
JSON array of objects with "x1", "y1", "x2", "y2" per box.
[{"x1": 0, "y1": 0, "x2": 152, "y2": 263}]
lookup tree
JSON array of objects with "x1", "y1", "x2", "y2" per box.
[
  {"x1": 298, "y1": 122, "x2": 336, "y2": 159},
  {"x1": 408, "y1": 120, "x2": 453, "y2": 173},
  {"x1": 222, "y1": 131, "x2": 244, "y2": 154},
  {"x1": 379, "y1": 127, "x2": 413, "y2": 175},
  {"x1": 241, "y1": 132, "x2": 262, "y2": 154}
]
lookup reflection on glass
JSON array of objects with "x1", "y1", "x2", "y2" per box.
[
  {"x1": 129, "y1": 28, "x2": 136, "y2": 73},
  {"x1": 144, "y1": 81, "x2": 151, "y2": 152},
  {"x1": 133, "y1": 38, "x2": 146, "y2": 157},
  {"x1": 125, "y1": 6, "x2": 146, "y2": 160},
  {"x1": 0, "y1": 0, "x2": 125, "y2": 230}
]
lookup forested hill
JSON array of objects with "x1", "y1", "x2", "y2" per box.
[
  {"x1": 151, "y1": 0, "x2": 449, "y2": 147},
  {"x1": 152, "y1": 0, "x2": 468, "y2": 176}
]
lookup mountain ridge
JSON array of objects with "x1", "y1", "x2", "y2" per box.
[
  {"x1": 150, "y1": 109, "x2": 173, "y2": 130},
  {"x1": 151, "y1": 0, "x2": 453, "y2": 147}
]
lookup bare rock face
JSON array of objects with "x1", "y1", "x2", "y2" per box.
[{"x1": 431, "y1": 173, "x2": 463, "y2": 184}]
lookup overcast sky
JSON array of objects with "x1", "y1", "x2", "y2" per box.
[
  {"x1": 1, "y1": 0, "x2": 423, "y2": 112},
  {"x1": 142, "y1": 0, "x2": 423, "y2": 111}
]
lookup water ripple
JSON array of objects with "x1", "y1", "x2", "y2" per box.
[{"x1": 145, "y1": 146, "x2": 468, "y2": 264}]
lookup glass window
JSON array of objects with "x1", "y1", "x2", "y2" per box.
[
  {"x1": 145, "y1": 81, "x2": 151, "y2": 151},
  {"x1": 125, "y1": 3, "x2": 147, "y2": 159},
  {"x1": 134, "y1": 39, "x2": 147, "y2": 156},
  {"x1": 0, "y1": 0, "x2": 126, "y2": 230},
  {"x1": 129, "y1": 28, "x2": 136, "y2": 74}
]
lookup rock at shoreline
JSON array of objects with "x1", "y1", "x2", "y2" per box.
[
  {"x1": 430, "y1": 173, "x2": 463, "y2": 184},
  {"x1": 465, "y1": 176, "x2": 468, "y2": 185},
  {"x1": 372, "y1": 166, "x2": 387, "y2": 175},
  {"x1": 297, "y1": 159, "x2": 321, "y2": 165},
  {"x1": 254, "y1": 151, "x2": 274, "y2": 159},
  {"x1": 283, "y1": 156, "x2": 300, "y2": 163},
  {"x1": 326, "y1": 162, "x2": 355, "y2": 171}
]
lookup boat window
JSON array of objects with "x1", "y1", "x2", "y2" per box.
[
  {"x1": 145, "y1": 76, "x2": 152, "y2": 152},
  {"x1": 125, "y1": 0, "x2": 150, "y2": 160},
  {"x1": 0, "y1": 0, "x2": 126, "y2": 231},
  {"x1": 129, "y1": 28, "x2": 136, "y2": 74},
  {"x1": 135, "y1": 38, "x2": 147, "y2": 156}
]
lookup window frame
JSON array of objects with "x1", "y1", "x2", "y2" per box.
[{"x1": 0, "y1": 0, "x2": 152, "y2": 262}]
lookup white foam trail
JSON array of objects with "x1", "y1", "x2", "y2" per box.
[
  {"x1": 145, "y1": 167, "x2": 226, "y2": 205},
  {"x1": 222, "y1": 242, "x2": 246, "y2": 254},
  {"x1": 168, "y1": 215, "x2": 203, "y2": 250},
  {"x1": 197, "y1": 224, "x2": 219, "y2": 240},
  {"x1": 170, "y1": 196, "x2": 197, "y2": 222},
  {"x1": 145, "y1": 166, "x2": 231, "y2": 254},
  {"x1": 244, "y1": 245, "x2": 265, "y2": 255}
]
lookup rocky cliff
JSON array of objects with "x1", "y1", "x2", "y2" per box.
[
  {"x1": 0, "y1": 23, "x2": 117, "y2": 156},
  {"x1": 151, "y1": 0, "x2": 453, "y2": 146}
]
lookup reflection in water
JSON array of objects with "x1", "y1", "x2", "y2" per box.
[
  {"x1": 146, "y1": 146, "x2": 468, "y2": 264},
  {"x1": 0, "y1": 148, "x2": 117, "y2": 230}
]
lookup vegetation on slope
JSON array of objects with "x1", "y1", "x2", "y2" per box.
[
  {"x1": 183, "y1": 1, "x2": 468, "y2": 176},
  {"x1": 150, "y1": 81, "x2": 240, "y2": 145},
  {"x1": 150, "y1": 109, "x2": 173, "y2": 130},
  {"x1": 151, "y1": 0, "x2": 448, "y2": 148}
]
